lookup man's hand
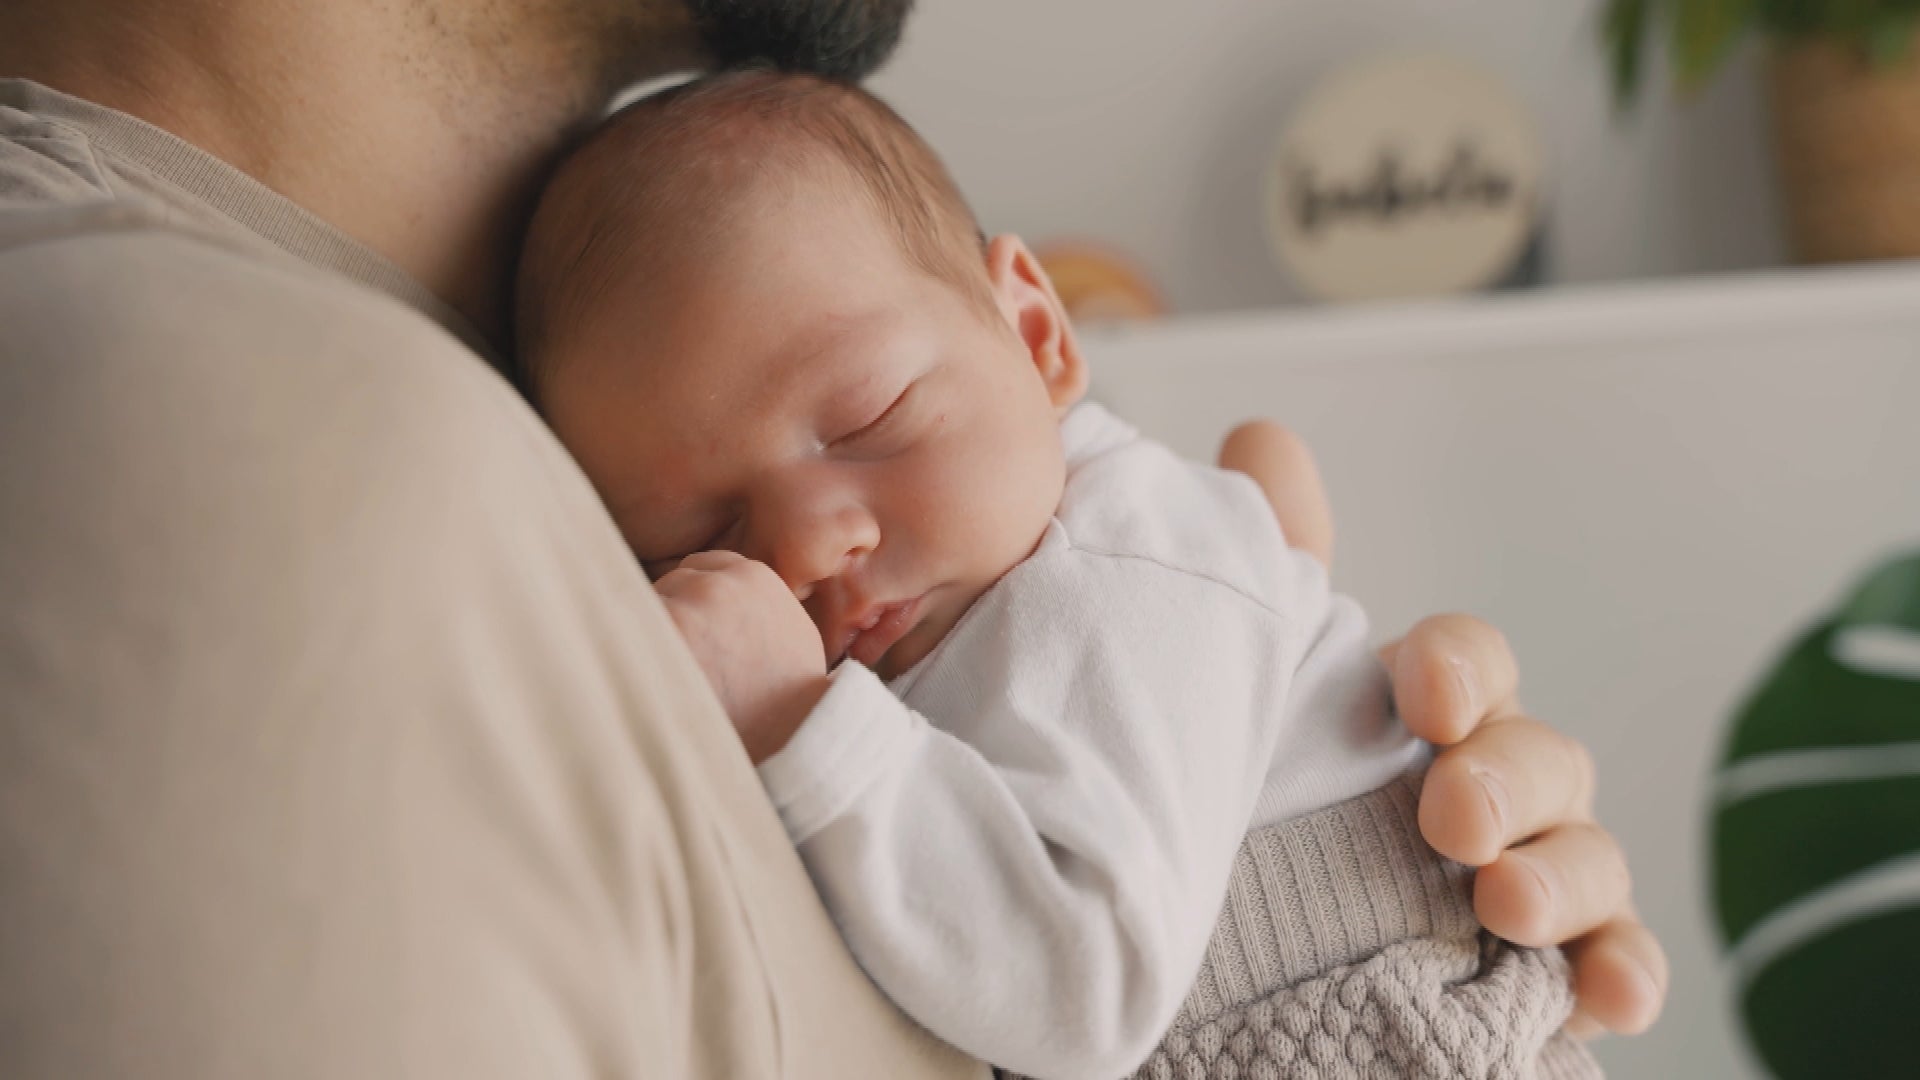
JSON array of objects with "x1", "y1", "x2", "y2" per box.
[
  {"x1": 655, "y1": 551, "x2": 830, "y2": 764},
  {"x1": 1384, "y1": 616, "x2": 1667, "y2": 1037},
  {"x1": 1218, "y1": 420, "x2": 1669, "y2": 1038}
]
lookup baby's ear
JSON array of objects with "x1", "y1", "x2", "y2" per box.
[{"x1": 986, "y1": 235, "x2": 1087, "y2": 414}]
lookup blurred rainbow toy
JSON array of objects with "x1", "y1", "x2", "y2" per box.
[{"x1": 1033, "y1": 241, "x2": 1165, "y2": 326}]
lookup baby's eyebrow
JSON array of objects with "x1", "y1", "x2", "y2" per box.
[{"x1": 779, "y1": 308, "x2": 895, "y2": 372}]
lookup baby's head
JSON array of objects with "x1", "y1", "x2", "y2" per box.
[{"x1": 516, "y1": 70, "x2": 1087, "y2": 678}]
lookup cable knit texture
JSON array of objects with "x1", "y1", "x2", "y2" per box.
[{"x1": 1004, "y1": 773, "x2": 1601, "y2": 1079}]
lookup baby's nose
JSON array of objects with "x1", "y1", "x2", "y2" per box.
[
  {"x1": 781, "y1": 546, "x2": 862, "y2": 603},
  {"x1": 762, "y1": 505, "x2": 877, "y2": 592}
]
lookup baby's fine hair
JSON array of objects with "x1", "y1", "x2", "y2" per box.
[{"x1": 513, "y1": 67, "x2": 988, "y2": 394}]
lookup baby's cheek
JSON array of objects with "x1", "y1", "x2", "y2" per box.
[
  {"x1": 894, "y1": 415, "x2": 1053, "y2": 575},
  {"x1": 944, "y1": 445, "x2": 1013, "y2": 519}
]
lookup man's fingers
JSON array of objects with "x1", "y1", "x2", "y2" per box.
[
  {"x1": 1217, "y1": 419, "x2": 1334, "y2": 570},
  {"x1": 1473, "y1": 823, "x2": 1629, "y2": 949},
  {"x1": 1420, "y1": 715, "x2": 1595, "y2": 865},
  {"x1": 1381, "y1": 613, "x2": 1521, "y2": 746},
  {"x1": 1564, "y1": 915, "x2": 1670, "y2": 1038}
]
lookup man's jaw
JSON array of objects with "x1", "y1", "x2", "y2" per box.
[{"x1": 681, "y1": 0, "x2": 914, "y2": 81}]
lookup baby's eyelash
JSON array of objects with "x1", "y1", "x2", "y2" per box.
[
  {"x1": 837, "y1": 385, "x2": 913, "y2": 448},
  {"x1": 860, "y1": 396, "x2": 907, "y2": 439},
  {"x1": 702, "y1": 519, "x2": 738, "y2": 551}
]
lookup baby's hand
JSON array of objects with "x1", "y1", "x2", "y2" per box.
[{"x1": 654, "y1": 550, "x2": 829, "y2": 764}]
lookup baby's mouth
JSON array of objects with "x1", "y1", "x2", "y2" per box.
[{"x1": 836, "y1": 595, "x2": 924, "y2": 670}]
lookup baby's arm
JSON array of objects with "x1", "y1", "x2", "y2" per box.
[
  {"x1": 757, "y1": 529, "x2": 1336, "y2": 1080},
  {"x1": 650, "y1": 488, "x2": 1370, "y2": 1078}
]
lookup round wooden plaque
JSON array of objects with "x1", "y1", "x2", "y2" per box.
[{"x1": 1267, "y1": 53, "x2": 1546, "y2": 302}]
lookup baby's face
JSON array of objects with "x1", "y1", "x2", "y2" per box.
[{"x1": 538, "y1": 184, "x2": 1080, "y2": 679}]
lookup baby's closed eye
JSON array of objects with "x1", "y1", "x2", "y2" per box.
[
  {"x1": 640, "y1": 517, "x2": 740, "y2": 580},
  {"x1": 829, "y1": 379, "x2": 920, "y2": 456}
]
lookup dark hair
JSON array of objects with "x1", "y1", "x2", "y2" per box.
[
  {"x1": 513, "y1": 67, "x2": 987, "y2": 393},
  {"x1": 684, "y1": 0, "x2": 915, "y2": 81}
]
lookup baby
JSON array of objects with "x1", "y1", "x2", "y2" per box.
[{"x1": 514, "y1": 70, "x2": 1599, "y2": 1080}]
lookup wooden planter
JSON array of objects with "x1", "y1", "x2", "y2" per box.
[{"x1": 1768, "y1": 38, "x2": 1920, "y2": 263}]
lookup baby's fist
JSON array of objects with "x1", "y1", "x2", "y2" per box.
[{"x1": 655, "y1": 550, "x2": 828, "y2": 763}]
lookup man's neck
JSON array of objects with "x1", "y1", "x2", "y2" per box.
[{"x1": 0, "y1": 0, "x2": 699, "y2": 345}]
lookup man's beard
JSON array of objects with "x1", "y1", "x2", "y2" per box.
[{"x1": 682, "y1": 0, "x2": 914, "y2": 81}]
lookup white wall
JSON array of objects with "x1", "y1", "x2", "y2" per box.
[{"x1": 871, "y1": 0, "x2": 1787, "y2": 315}]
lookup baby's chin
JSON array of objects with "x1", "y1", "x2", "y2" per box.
[{"x1": 873, "y1": 626, "x2": 935, "y2": 682}]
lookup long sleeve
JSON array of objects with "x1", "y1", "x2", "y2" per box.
[{"x1": 758, "y1": 514, "x2": 1343, "y2": 1080}]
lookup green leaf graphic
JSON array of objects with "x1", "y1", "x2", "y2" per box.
[{"x1": 1712, "y1": 550, "x2": 1920, "y2": 1078}]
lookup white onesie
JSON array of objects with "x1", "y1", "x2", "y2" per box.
[{"x1": 758, "y1": 402, "x2": 1427, "y2": 1080}]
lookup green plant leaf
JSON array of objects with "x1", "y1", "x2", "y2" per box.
[
  {"x1": 1604, "y1": 0, "x2": 1920, "y2": 106},
  {"x1": 1722, "y1": 552, "x2": 1920, "y2": 763},
  {"x1": 1672, "y1": 0, "x2": 1758, "y2": 91},
  {"x1": 1839, "y1": 550, "x2": 1920, "y2": 627},
  {"x1": 1714, "y1": 549, "x2": 1920, "y2": 1078},
  {"x1": 1604, "y1": 0, "x2": 1657, "y2": 108},
  {"x1": 1744, "y1": 910, "x2": 1920, "y2": 1078},
  {"x1": 1866, "y1": 11, "x2": 1919, "y2": 65}
]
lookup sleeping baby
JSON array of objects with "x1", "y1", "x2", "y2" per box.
[{"x1": 513, "y1": 69, "x2": 1600, "y2": 1080}]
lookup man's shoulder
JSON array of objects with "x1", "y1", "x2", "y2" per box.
[
  {"x1": 0, "y1": 208, "x2": 511, "y2": 422},
  {"x1": 0, "y1": 209, "x2": 584, "y2": 529},
  {"x1": 3, "y1": 206, "x2": 452, "y2": 354},
  {"x1": 0, "y1": 205, "x2": 644, "y2": 635}
]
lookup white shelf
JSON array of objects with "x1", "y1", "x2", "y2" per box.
[{"x1": 1085, "y1": 261, "x2": 1920, "y2": 373}]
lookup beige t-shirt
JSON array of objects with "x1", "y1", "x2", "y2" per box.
[{"x1": 0, "y1": 78, "x2": 978, "y2": 1080}]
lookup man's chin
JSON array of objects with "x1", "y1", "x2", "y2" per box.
[{"x1": 681, "y1": 0, "x2": 914, "y2": 81}]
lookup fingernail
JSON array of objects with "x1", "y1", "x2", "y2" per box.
[
  {"x1": 1508, "y1": 851, "x2": 1555, "y2": 934},
  {"x1": 1624, "y1": 953, "x2": 1663, "y2": 1019},
  {"x1": 1447, "y1": 653, "x2": 1480, "y2": 718}
]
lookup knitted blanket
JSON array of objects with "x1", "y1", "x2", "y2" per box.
[{"x1": 1004, "y1": 773, "x2": 1602, "y2": 1079}]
